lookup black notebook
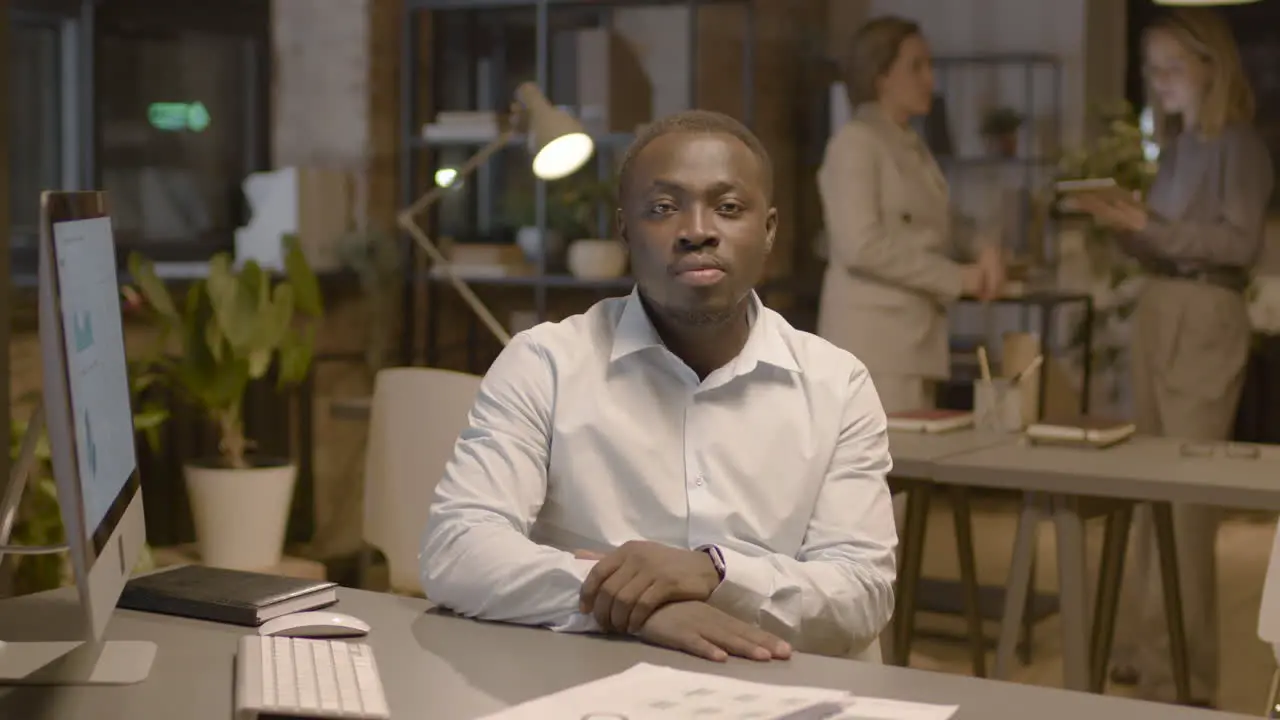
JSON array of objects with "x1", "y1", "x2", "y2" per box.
[{"x1": 119, "y1": 565, "x2": 339, "y2": 626}]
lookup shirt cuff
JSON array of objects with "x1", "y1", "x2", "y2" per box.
[
  {"x1": 548, "y1": 558, "x2": 601, "y2": 634},
  {"x1": 706, "y1": 546, "x2": 773, "y2": 623}
]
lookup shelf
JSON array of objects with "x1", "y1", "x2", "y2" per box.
[
  {"x1": 429, "y1": 272, "x2": 634, "y2": 290},
  {"x1": 933, "y1": 52, "x2": 1059, "y2": 66},
  {"x1": 410, "y1": 0, "x2": 749, "y2": 9},
  {"x1": 409, "y1": 132, "x2": 635, "y2": 149},
  {"x1": 938, "y1": 155, "x2": 1058, "y2": 169}
]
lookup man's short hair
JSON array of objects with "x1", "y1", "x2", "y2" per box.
[{"x1": 618, "y1": 110, "x2": 774, "y2": 201}]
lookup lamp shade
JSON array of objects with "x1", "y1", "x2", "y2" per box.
[{"x1": 515, "y1": 82, "x2": 594, "y2": 180}]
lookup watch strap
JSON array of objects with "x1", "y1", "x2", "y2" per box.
[{"x1": 697, "y1": 544, "x2": 726, "y2": 581}]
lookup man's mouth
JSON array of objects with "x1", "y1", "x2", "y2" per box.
[{"x1": 676, "y1": 267, "x2": 727, "y2": 286}]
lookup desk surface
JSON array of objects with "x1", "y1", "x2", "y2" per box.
[
  {"x1": 933, "y1": 436, "x2": 1280, "y2": 509},
  {"x1": 0, "y1": 587, "x2": 1249, "y2": 720},
  {"x1": 888, "y1": 430, "x2": 1015, "y2": 478}
]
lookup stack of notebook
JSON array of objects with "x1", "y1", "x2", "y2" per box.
[
  {"x1": 1025, "y1": 414, "x2": 1137, "y2": 449},
  {"x1": 887, "y1": 409, "x2": 974, "y2": 434},
  {"x1": 119, "y1": 565, "x2": 338, "y2": 626}
]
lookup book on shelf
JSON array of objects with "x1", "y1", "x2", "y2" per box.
[
  {"x1": 1025, "y1": 414, "x2": 1137, "y2": 448},
  {"x1": 119, "y1": 565, "x2": 338, "y2": 627},
  {"x1": 887, "y1": 409, "x2": 974, "y2": 434}
]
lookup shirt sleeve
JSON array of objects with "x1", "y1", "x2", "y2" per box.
[
  {"x1": 705, "y1": 364, "x2": 898, "y2": 657},
  {"x1": 1128, "y1": 127, "x2": 1275, "y2": 268},
  {"x1": 419, "y1": 332, "x2": 600, "y2": 634},
  {"x1": 818, "y1": 123, "x2": 965, "y2": 302}
]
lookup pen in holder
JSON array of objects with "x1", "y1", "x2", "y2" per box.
[{"x1": 974, "y1": 377, "x2": 1024, "y2": 432}]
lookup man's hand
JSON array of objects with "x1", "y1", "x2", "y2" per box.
[
  {"x1": 637, "y1": 602, "x2": 792, "y2": 663},
  {"x1": 580, "y1": 541, "x2": 721, "y2": 633}
]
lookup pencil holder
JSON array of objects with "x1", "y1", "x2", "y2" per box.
[{"x1": 974, "y1": 378, "x2": 1025, "y2": 432}]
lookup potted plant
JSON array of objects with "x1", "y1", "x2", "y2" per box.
[
  {"x1": 126, "y1": 236, "x2": 323, "y2": 570},
  {"x1": 502, "y1": 175, "x2": 618, "y2": 267},
  {"x1": 981, "y1": 107, "x2": 1025, "y2": 158},
  {"x1": 1057, "y1": 100, "x2": 1158, "y2": 408}
]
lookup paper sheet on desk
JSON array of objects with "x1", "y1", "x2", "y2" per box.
[{"x1": 480, "y1": 663, "x2": 957, "y2": 720}]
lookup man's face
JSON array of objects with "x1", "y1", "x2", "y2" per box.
[{"x1": 618, "y1": 132, "x2": 777, "y2": 326}]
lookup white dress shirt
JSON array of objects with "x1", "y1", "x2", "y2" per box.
[{"x1": 420, "y1": 289, "x2": 898, "y2": 660}]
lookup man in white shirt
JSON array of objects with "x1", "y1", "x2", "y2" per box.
[{"x1": 421, "y1": 110, "x2": 897, "y2": 663}]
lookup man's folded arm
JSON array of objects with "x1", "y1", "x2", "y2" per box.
[
  {"x1": 419, "y1": 333, "x2": 599, "y2": 633},
  {"x1": 706, "y1": 366, "x2": 898, "y2": 656}
]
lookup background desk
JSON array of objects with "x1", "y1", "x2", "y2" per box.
[
  {"x1": 934, "y1": 437, "x2": 1280, "y2": 698},
  {"x1": 0, "y1": 588, "x2": 1251, "y2": 720}
]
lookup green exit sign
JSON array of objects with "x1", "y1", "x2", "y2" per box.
[{"x1": 147, "y1": 102, "x2": 211, "y2": 132}]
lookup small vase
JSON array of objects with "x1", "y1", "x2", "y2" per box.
[
  {"x1": 184, "y1": 457, "x2": 296, "y2": 570},
  {"x1": 515, "y1": 226, "x2": 563, "y2": 267}
]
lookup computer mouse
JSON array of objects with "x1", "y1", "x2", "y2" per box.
[{"x1": 258, "y1": 611, "x2": 371, "y2": 639}]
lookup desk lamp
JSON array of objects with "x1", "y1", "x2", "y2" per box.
[{"x1": 397, "y1": 82, "x2": 595, "y2": 346}]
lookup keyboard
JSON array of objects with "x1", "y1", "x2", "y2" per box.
[{"x1": 236, "y1": 635, "x2": 390, "y2": 719}]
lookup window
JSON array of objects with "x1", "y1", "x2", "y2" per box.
[
  {"x1": 94, "y1": 0, "x2": 269, "y2": 262},
  {"x1": 10, "y1": 7, "x2": 84, "y2": 274}
]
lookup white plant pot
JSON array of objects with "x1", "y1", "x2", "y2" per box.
[
  {"x1": 184, "y1": 460, "x2": 297, "y2": 571},
  {"x1": 567, "y1": 238, "x2": 627, "y2": 279}
]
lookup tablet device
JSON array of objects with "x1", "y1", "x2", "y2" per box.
[{"x1": 1055, "y1": 178, "x2": 1137, "y2": 205}]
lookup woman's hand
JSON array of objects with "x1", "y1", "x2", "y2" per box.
[
  {"x1": 961, "y1": 245, "x2": 1006, "y2": 302},
  {"x1": 1074, "y1": 194, "x2": 1149, "y2": 233}
]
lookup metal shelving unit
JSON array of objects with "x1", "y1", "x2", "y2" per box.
[
  {"x1": 931, "y1": 52, "x2": 1063, "y2": 267},
  {"x1": 400, "y1": 0, "x2": 756, "y2": 368}
]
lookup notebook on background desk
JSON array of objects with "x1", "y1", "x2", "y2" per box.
[
  {"x1": 119, "y1": 564, "x2": 338, "y2": 626},
  {"x1": 887, "y1": 410, "x2": 974, "y2": 434},
  {"x1": 1025, "y1": 414, "x2": 1137, "y2": 449}
]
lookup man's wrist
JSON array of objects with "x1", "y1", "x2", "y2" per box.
[{"x1": 696, "y1": 545, "x2": 726, "y2": 593}]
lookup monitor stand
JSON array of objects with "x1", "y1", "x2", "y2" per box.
[
  {"x1": 0, "y1": 639, "x2": 156, "y2": 685},
  {"x1": 0, "y1": 406, "x2": 156, "y2": 685}
]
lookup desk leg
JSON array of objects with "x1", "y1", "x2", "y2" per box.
[
  {"x1": 1152, "y1": 501, "x2": 1192, "y2": 705},
  {"x1": 1265, "y1": 668, "x2": 1280, "y2": 717},
  {"x1": 1053, "y1": 495, "x2": 1091, "y2": 691},
  {"x1": 893, "y1": 482, "x2": 933, "y2": 666},
  {"x1": 995, "y1": 492, "x2": 1045, "y2": 679},
  {"x1": 950, "y1": 486, "x2": 986, "y2": 677},
  {"x1": 1089, "y1": 502, "x2": 1134, "y2": 692}
]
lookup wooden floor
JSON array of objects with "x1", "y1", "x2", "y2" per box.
[{"x1": 911, "y1": 495, "x2": 1277, "y2": 715}]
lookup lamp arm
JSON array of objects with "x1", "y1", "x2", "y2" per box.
[{"x1": 397, "y1": 128, "x2": 519, "y2": 348}]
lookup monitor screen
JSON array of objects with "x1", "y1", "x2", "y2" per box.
[{"x1": 51, "y1": 217, "x2": 138, "y2": 538}]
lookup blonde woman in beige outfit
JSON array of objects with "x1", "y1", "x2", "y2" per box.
[
  {"x1": 1075, "y1": 8, "x2": 1274, "y2": 707},
  {"x1": 818, "y1": 16, "x2": 1005, "y2": 414}
]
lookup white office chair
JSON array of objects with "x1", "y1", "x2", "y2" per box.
[
  {"x1": 1258, "y1": 519, "x2": 1280, "y2": 717},
  {"x1": 361, "y1": 367, "x2": 482, "y2": 594}
]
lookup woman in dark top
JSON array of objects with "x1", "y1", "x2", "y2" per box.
[{"x1": 1075, "y1": 7, "x2": 1274, "y2": 708}]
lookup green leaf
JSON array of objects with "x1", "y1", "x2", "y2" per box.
[
  {"x1": 284, "y1": 236, "x2": 323, "y2": 317},
  {"x1": 277, "y1": 326, "x2": 316, "y2": 387},
  {"x1": 127, "y1": 253, "x2": 180, "y2": 322}
]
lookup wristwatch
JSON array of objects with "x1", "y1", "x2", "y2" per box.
[{"x1": 697, "y1": 544, "x2": 726, "y2": 582}]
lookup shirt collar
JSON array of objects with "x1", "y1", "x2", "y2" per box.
[
  {"x1": 609, "y1": 288, "x2": 801, "y2": 375},
  {"x1": 855, "y1": 101, "x2": 922, "y2": 148}
]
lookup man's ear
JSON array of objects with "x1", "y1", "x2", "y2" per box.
[
  {"x1": 764, "y1": 206, "x2": 778, "y2": 255},
  {"x1": 616, "y1": 207, "x2": 627, "y2": 245}
]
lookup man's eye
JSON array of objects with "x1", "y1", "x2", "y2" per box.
[
  {"x1": 650, "y1": 202, "x2": 676, "y2": 214},
  {"x1": 717, "y1": 202, "x2": 744, "y2": 214}
]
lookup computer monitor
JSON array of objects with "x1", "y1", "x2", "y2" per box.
[{"x1": 0, "y1": 191, "x2": 155, "y2": 685}]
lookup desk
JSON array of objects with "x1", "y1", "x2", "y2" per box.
[
  {"x1": 887, "y1": 430, "x2": 1019, "y2": 673},
  {"x1": 934, "y1": 437, "x2": 1280, "y2": 699},
  {"x1": 0, "y1": 587, "x2": 1251, "y2": 720}
]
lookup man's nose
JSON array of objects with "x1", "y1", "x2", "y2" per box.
[{"x1": 677, "y1": 208, "x2": 719, "y2": 249}]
